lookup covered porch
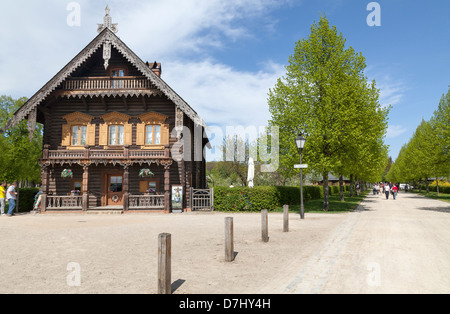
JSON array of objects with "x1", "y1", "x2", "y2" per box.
[{"x1": 39, "y1": 145, "x2": 175, "y2": 213}]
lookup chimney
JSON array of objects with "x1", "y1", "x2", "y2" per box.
[{"x1": 146, "y1": 61, "x2": 162, "y2": 77}]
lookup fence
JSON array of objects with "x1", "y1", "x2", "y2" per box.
[{"x1": 190, "y1": 188, "x2": 214, "y2": 211}]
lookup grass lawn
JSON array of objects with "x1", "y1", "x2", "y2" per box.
[
  {"x1": 411, "y1": 191, "x2": 450, "y2": 203},
  {"x1": 275, "y1": 190, "x2": 369, "y2": 213}
]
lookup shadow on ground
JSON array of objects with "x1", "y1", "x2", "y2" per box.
[{"x1": 416, "y1": 206, "x2": 450, "y2": 214}]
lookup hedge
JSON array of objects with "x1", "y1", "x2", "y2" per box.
[
  {"x1": 214, "y1": 186, "x2": 323, "y2": 212},
  {"x1": 418, "y1": 185, "x2": 450, "y2": 194}
]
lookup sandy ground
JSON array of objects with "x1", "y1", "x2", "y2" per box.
[{"x1": 0, "y1": 192, "x2": 449, "y2": 294}]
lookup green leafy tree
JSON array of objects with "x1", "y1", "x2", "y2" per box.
[
  {"x1": 0, "y1": 95, "x2": 43, "y2": 185},
  {"x1": 268, "y1": 16, "x2": 389, "y2": 210}
]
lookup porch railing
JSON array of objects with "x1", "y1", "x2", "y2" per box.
[
  {"x1": 62, "y1": 76, "x2": 152, "y2": 90},
  {"x1": 46, "y1": 195, "x2": 83, "y2": 209},
  {"x1": 44, "y1": 147, "x2": 169, "y2": 160},
  {"x1": 128, "y1": 195, "x2": 165, "y2": 209}
]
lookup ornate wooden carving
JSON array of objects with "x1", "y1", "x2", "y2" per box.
[
  {"x1": 100, "y1": 111, "x2": 131, "y2": 124},
  {"x1": 137, "y1": 111, "x2": 168, "y2": 124}
]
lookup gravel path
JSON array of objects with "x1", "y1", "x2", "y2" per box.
[{"x1": 0, "y1": 192, "x2": 448, "y2": 294}]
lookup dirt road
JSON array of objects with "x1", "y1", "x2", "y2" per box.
[{"x1": 0, "y1": 192, "x2": 448, "y2": 294}]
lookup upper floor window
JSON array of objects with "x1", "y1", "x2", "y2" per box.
[
  {"x1": 99, "y1": 112, "x2": 132, "y2": 147},
  {"x1": 146, "y1": 125, "x2": 161, "y2": 145},
  {"x1": 109, "y1": 125, "x2": 124, "y2": 145},
  {"x1": 72, "y1": 126, "x2": 87, "y2": 146},
  {"x1": 111, "y1": 69, "x2": 125, "y2": 88},
  {"x1": 111, "y1": 69, "x2": 125, "y2": 77},
  {"x1": 61, "y1": 112, "x2": 95, "y2": 149},
  {"x1": 137, "y1": 111, "x2": 169, "y2": 149}
]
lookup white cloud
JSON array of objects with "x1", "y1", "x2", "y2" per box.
[
  {"x1": 377, "y1": 77, "x2": 406, "y2": 108},
  {"x1": 0, "y1": 0, "x2": 287, "y2": 99},
  {"x1": 365, "y1": 66, "x2": 407, "y2": 109},
  {"x1": 386, "y1": 124, "x2": 408, "y2": 139},
  {"x1": 116, "y1": 0, "x2": 287, "y2": 59},
  {"x1": 163, "y1": 59, "x2": 285, "y2": 128}
]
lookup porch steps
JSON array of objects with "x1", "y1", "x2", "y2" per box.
[{"x1": 86, "y1": 210, "x2": 123, "y2": 215}]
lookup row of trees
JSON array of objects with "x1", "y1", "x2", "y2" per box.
[
  {"x1": 0, "y1": 95, "x2": 43, "y2": 186},
  {"x1": 266, "y1": 16, "x2": 390, "y2": 210},
  {"x1": 386, "y1": 88, "x2": 450, "y2": 194}
]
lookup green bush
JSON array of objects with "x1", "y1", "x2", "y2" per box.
[{"x1": 214, "y1": 186, "x2": 323, "y2": 212}]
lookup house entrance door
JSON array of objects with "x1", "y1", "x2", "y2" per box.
[{"x1": 107, "y1": 175, "x2": 123, "y2": 205}]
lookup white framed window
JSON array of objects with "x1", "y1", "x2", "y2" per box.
[
  {"x1": 145, "y1": 125, "x2": 161, "y2": 145},
  {"x1": 109, "y1": 125, "x2": 124, "y2": 145},
  {"x1": 72, "y1": 126, "x2": 87, "y2": 146}
]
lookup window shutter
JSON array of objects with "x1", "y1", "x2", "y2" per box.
[
  {"x1": 87, "y1": 124, "x2": 96, "y2": 146},
  {"x1": 61, "y1": 124, "x2": 71, "y2": 146},
  {"x1": 139, "y1": 181, "x2": 148, "y2": 193},
  {"x1": 124, "y1": 123, "x2": 132, "y2": 145},
  {"x1": 99, "y1": 123, "x2": 108, "y2": 146},
  {"x1": 161, "y1": 124, "x2": 170, "y2": 145},
  {"x1": 136, "y1": 123, "x2": 145, "y2": 146}
]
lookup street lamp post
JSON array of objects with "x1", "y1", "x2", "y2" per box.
[{"x1": 296, "y1": 134, "x2": 306, "y2": 219}]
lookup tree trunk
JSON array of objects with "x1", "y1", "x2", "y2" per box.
[
  {"x1": 349, "y1": 174, "x2": 354, "y2": 197},
  {"x1": 425, "y1": 177, "x2": 429, "y2": 194},
  {"x1": 323, "y1": 172, "x2": 329, "y2": 211},
  {"x1": 339, "y1": 173, "x2": 344, "y2": 201},
  {"x1": 436, "y1": 175, "x2": 440, "y2": 196}
]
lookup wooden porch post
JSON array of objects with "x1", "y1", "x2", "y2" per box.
[
  {"x1": 82, "y1": 164, "x2": 89, "y2": 211},
  {"x1": 164, "y1": 164, "x2": 170, "y2": 213},
  {"x1": 40, "y1": 163, "x2": 49, "y2": 212},
  {"x1": 123, "y1": 164, "x2": 129, "y2": 211}
]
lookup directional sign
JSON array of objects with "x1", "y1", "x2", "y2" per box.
[{"x1": 294, "y1": 164, "x2": 308, "y2": 169}]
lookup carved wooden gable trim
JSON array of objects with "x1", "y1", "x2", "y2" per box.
[{"x1": 4, "y1": 27, "x2": 206, "y2": 133}]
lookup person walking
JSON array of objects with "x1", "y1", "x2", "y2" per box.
[
  {"x1": 384, "y1": 183, "x2": 390, "y2": 200},
  {"x1": 33, "y1": 187, "x2": 43, "y2": 211},
  {"x1": 392, "y1": 184, "x2": 399, "y2": 200},
  {"x1": 0, "y1": 181, "x2": 6, "y2": 216},
  {"x1": 6, "y1": 181, "x2": 18, "y2": 216}
]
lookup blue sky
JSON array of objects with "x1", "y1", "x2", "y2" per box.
[{"x1": 0, "y1": 0, "x2": 449, "y2": 161}]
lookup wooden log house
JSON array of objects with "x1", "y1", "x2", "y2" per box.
[{"x1": 4, "y1": 7, "x2": 208, "y2": 213}]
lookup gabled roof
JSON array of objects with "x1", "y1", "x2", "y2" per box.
[{"x1": 4, "y1": 27, "x2": 206, "y2": 131}]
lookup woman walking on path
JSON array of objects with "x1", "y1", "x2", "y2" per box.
[{"x1": 392, "y1": 185, "x2": 399, "y2": 200}]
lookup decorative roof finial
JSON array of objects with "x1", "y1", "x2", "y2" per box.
[{"x1": 97, "y1": 5, "x2": 118, "y2": 33}]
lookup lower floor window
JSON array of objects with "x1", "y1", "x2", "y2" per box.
[{"x1": 140, "y1": 180, "x2": 157, "y2": 194}]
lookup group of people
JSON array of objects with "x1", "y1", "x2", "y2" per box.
[
  {"x1": 0, "y1": 181, "x2": 18, "y2": 217},
  {"x1": 372, "y1": 182, "x2": 399, "y2": 200}
]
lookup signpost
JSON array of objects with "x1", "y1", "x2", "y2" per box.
[{"x1": 294, "y1": 164, "x2": 308, "y2": 169}]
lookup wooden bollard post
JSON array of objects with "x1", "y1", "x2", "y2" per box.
[
  {"x1": 261, "y1": 209, "x2": 269, "y2": 242},
  {"x1": 158, "y1": 233, "x2": 171, "y2": 294},
  {"x1": 283, "y1": 205, "x2": 289, "y2": 232},
  {"x1": 225, "y1": 217, "x2": 234, "y2": 262}
]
